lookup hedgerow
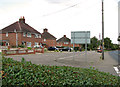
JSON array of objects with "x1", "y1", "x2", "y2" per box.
[{"x1": 1, "y1": 57, "x2": 120, "y2": 86}]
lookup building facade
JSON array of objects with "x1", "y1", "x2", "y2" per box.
[
  {"x1": 0, "y1": 17, "x2": 42, "y2": 47},
  {"x1": 57, "y1": 35, "x2": 80, "y2": 47},
  {"x1": 42, "y1": 28, "x2": 57, "y2": 48}
]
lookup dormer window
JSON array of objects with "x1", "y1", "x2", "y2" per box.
[
  {"x1": 6, "y1": 32, "x2": 8, "y2": 37},
  {"x1": 27, "y1": 32, "x2": 31, "y2": 37},
  {"x1": 23, "y1": 32, "x2": 26, "y2": 37}
]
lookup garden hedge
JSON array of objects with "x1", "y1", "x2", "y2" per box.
[{"x1": 1, "y1": 57, "x2": 120, "y2": 86}]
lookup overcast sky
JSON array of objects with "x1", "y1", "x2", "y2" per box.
[{"x1": 0, "y1": 0, "x2": 119, "y2": 44}]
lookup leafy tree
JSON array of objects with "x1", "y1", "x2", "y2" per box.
[
  {"x1": 104, "y1": 37, "x2": 112, "y2": 50},
  {"x1": 89, "y1": 36, "x2": 99, "y2": 50}
]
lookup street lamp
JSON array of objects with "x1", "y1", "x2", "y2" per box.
[{"x1": 102, "y1": 0, "x2": 104, "y2": 60}]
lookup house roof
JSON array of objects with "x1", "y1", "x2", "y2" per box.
[
  {"x1": 57, "y1": 35, "x2": 71, "y2": 43},
  {"x1": 42, "y1": 28, "x2": 56, "y2": 40},
  {"x1": 0, "y1": 17, "x2": 41, "y2": 34}
]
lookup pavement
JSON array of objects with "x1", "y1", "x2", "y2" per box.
[{"x1": 5, "y1": 51, "x2": 119, "y2": 76}]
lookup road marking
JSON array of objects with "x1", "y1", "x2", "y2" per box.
[
  {"x1": 113, "y1": 67, "x2": 120, "y2": 74},
  {"x1": 113, "y1": 66, "x2": 120, "y2": 76}
]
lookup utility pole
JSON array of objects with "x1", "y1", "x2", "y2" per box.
[{"x1": 102, "y1": 0, "x2": 104, "y2": 60}]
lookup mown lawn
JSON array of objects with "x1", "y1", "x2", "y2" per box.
[{"x1": 1, "y1": 57, "x2": 120, "y2": 86}]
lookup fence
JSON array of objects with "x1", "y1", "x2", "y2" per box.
[{"x1": 2, "y1": 48, "x2": 44, "y2": 55}]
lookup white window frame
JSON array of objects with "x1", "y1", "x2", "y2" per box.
[
  {"x1": 35, "y1": 42, "x2": 39, "y2": 46},
  {"x1": 27, "y1": 42, "x2": 31, "y2": 47},
  {"x1": 44, "y1": 39, "x2": 46, "y2": 42},
  {"x1": 6, "y1": 32, "x2": 8, "y2": 37},
  {"x1": 64, "y1": 42, "x2": 69, "y2": 44},
  {"x1": 39, "y1": 35, "x2": 41, "y2": 38},
  {"x1": 23, "y1": 32, "x2": 26, "y2": 37},
  {"x1": 27, "y1": 32, "x2": 31, "y2": 37}
]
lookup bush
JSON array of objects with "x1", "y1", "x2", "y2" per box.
[
  {"x1": 2, "y1": 57, "x2": 120, "y2": 86},
  {"x1": 27, "y1": 47, "x2": 32, "y2": 50}
]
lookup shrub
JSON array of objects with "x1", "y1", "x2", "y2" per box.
[
  {"x1": 27, "y1": 47, "x2": 32, "y2": 50},
  {"x1": 2, "y1": 57, "x2": 120, "y2": 86}
]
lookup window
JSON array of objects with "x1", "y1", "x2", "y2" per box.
[
  {"x1": 22, "y1": 41, "x2": 26, "y2": 45},
  {"x1": 27, "y1": 42, "x2": 31, "y2": 47},
  {"x1": 35, "y1": 34, "x2": 38, "y2": 38},
  {"x1": 35, "y1": 34, "x2": 41, "y2": 38},
  {"x1": 44, "y1": 39, "x2": 46, "y2": 42},
  {"x1": 6, "y1": 32, "x2": 8, "y2": 37},
  {"x1": 27, "y1": 32, "x2": 31, "y2": 37},
  {"x1": 23, "y1": 32, "x2": 26, "y2": 37},
  {"x1": 64, "y1": 42, "x2": 69, "y2": 44},
  {"x1": 35, "y1": 42, "x2": 39, "y2": 46},
  {"x1": 39, "y1": 35, "x2": 41, "y2": 38}
]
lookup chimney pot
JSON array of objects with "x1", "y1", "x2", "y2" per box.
[
  {"x1": 43, "y1": 28, "x2": 48, "y2": 32},
  {"x1": 64, "y1": 35, "x2": 66, "y2": 37},
  {"x1": 19, "y1": 16, "x2": 25, "y2": 23}
]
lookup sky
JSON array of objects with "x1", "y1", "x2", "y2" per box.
[{"x1": 0, "y1": 0, "x2": 119, "y2": 44}]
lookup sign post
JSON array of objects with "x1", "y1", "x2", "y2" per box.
[{"x1": 71, "y1": 31, "x2": 90, "y2": 61}]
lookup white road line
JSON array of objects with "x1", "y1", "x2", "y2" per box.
[{"x1": 113, "y1": 67, "x2": 120, "y2": 74}]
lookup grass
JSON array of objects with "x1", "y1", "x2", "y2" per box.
[{"x1": 2, "y1": 57, "x2": 120, "y2": 86}]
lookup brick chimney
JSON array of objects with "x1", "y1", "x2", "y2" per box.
[
  {"x1": 64, "y1": 35, "x2": 66, "y2": 37},
  {"x1": 19, "y1": 16, "x2": 25, "y2": 23},
  {"x1": 43, "y1": 28, "x2": 48, "y2": 32}
]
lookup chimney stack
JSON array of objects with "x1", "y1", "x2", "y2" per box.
[
  {"x1": 19, "y1": 16, "x2": 25, "y2": 23},
  {"x1": 64, "y1": 35, "x2": 66, "y2": 37},
  {"x1": 43, "y1": 28, "x2": 48, "y2": 32}
]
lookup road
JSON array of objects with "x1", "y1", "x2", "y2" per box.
[
  {"x1": 4, "y1": 51, "x2": 119, "y2": 76},
  {"x1": 109, "y1": 50, "x2": 120, "y2": 64}
]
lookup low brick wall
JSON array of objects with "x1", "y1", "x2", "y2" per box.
[{"x1": 2, "y1": 48, "x2": 44, "y2": 55}]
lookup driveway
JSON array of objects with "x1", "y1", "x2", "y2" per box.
[{"x1": 5, "y1": 51, "x2": 118, "y2": 76}]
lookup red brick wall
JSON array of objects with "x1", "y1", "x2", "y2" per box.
[
  {"x1": 20, "y1": 33, "x2": 42, "y2": 47},
  {"x1": 1, "y1": 33, "x2": 16, "y2": 46},
  {"x1": 43, "y1": 39, "x2": 56, "y2": 48},
  {"x1": 1, "y1": 32, "x2": 42, "y2": 47}
]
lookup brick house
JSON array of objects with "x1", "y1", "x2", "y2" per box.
[
  {"x1": 57, "y1": 35, "x2": 80, "y2": 47},
  {"x1": 42, "y1": 28, "x2": 57, "y2": 48},
  {"x1": 0, "y1": 17, "x2": 42, "y2": 47}
]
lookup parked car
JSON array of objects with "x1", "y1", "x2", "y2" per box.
[
  {"x1": 60, "y1": 47, "x2": 72, "y2": 52},
  {"x1": 97, "y1": 49, "x2": 102, "y2": 53},
  {"x1": 48, "y1": 47, "x2": 58, "y2": 51}
]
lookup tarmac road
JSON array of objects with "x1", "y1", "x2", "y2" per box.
[{"x1": 5, "y1": 51, "x2": 119, "y2": 76}]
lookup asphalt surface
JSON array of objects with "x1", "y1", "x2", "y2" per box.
[
  {"x1": 5, "y1": 51, "x2": 119, "y2": 76},
  {"x1": 109, "y1": 50, "x2": 119, "y2": 63}
]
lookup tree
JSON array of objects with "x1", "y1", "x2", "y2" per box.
[
  {"x1": 104, "y1": 37, "x2": 112, "y2": 50},
  {"x1": 89, "y1": 36, "x2": 99, "y2": 50}
]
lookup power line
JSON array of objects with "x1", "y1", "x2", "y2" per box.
[{"x1": 42, "y1": 2, "x2": 81, "y2": 17}]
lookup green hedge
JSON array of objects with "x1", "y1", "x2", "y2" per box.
[{"x1": 2, "y1": 57, "x2": 120, "y2": 86}]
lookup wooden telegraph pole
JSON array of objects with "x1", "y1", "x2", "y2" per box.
[{"x1": 102, "y1": 0, "x2": 104, "y2": 60}]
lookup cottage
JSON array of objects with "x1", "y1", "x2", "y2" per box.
[
  {"x1": 0, "y1": 17, "x2": 42, "y2": 47},
  {"x1": 42, "y1": 28, "x2": 57, "y2": 48}
]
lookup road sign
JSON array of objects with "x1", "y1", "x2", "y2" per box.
[{"x1": 71, "y1": 31, "x2": 90, "y2": 44}]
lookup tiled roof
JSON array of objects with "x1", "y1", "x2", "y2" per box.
[
  {"x1": 42, "y1": 32, "x2": 56, "y2": 40},
  {"x1": 57, "y1": 36, "x2": 71, "y2": 43},
  {"x1": 0, "y1": 21, "x2": 41, "y2": 34}
]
